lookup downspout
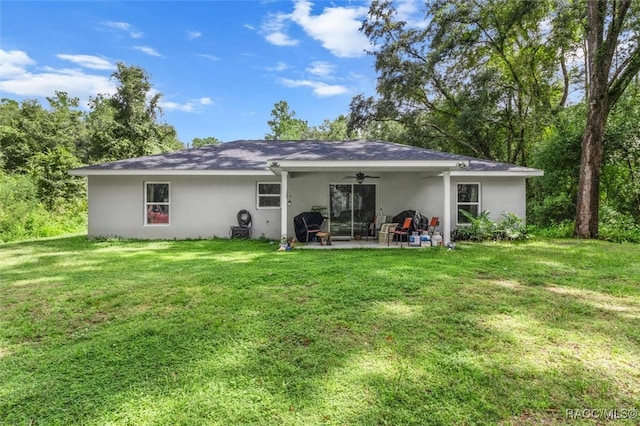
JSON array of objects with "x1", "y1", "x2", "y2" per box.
[
  {"x1": 443, "y1": 171, "x2": 451, "y2": 244},
  {"x1": 280, "y1": 170, "x2": 289, "y2": 238}
]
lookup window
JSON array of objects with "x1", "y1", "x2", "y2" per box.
[
  {"x1": 457, "y1": 183, "x2": 480, "y2": 225},
  {"x1": 145, "y1": 182, "x2": 170, "y2": 225},
  {"x1": 257, "y1": 182, "x2": 281, "y2": 208}
]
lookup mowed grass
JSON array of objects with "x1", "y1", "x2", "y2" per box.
[{"x1": 0, "y1": 236, "x2": 639, "y2": 425}]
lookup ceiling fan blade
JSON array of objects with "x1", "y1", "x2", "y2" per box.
[{"x1": 343, "y1": 172, "x2": 380, "y2": 181}]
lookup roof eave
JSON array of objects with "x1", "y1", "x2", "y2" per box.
[
  {"x1": 450, "y1": 170, "x2": 544, "y2": 177},
  {"x1": 270, "y1": 159, "x2": 467, "y2": 172},
  {"x1": 68, "y1": 169, "x2": 273, "y2": 177}
]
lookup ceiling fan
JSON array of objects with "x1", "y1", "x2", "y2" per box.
[{"x1": 343, "y1": 171, "x2": 380, "y2": 184}]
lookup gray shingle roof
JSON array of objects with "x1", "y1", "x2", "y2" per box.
[{"x1": 70, "y1": 139, "x2": 541, "y2": 173}]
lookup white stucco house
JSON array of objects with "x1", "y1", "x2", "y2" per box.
[{"x1": 69, "y1": 139, "x2": 543, "y2": 243}]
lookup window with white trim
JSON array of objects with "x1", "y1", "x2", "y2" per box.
[
  {"x1": 457, "y1": 183, "x2": 480, "y2": 225},
  {"x1": 145, "y1": 182, "x2": 170, "y2": 225},
  {"x1": 257, "y1": 182, "x2": 281, "y2": 209}
]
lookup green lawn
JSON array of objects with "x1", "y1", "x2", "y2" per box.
[{"x1": 1, "y1": 236, "x2": 639, "y2": 425}]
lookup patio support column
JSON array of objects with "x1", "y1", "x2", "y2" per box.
[
  {"x1": 280, "y1": 170, "x2": 289, "y2": 238},
  {"x1": 443, "y1": 171, "x2": 451, "y2": 244}
]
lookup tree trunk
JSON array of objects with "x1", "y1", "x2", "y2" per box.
[
  {"x1": 574, "y1": 102, "x2": 607, "y2": 238},
  {"x1": 574, "y1": 0, "x2": 609, "y2": 239}
]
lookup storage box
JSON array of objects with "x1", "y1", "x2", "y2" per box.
[{"x1": 230, "y1": 227, "x2": 251, "y2": 239}]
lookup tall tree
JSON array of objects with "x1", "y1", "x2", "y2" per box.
[
  {"x1": 574, "y1": 0, "x2": 640, "y2": 238},
  {"x1": 602, "y1": 81, "x2": 640, "y2": 222},
  {"x1": 265, "y1": 100, "x2": 309, "y2": 140},
  {"x1": 191, "y1": 136, "x2": 221, "y2": 148},
  {"x1": 305, "y1": 115, "x2": 351, "y2": 140},
  {"x1": 352, "y1": 0, "x2": 573, "y2": 165},
  {"x1": 28, "y1": 146, "x2": 85, "y2": 210},
  {"x1": 87, "y1": 62, "x2": 182, "y2": 162},
  {"x1": 45, "y1": 92, "x2": 88, "y2": 161},
  {"x1": 0, "y1": 93, "x2": 87, "y2": 172}
]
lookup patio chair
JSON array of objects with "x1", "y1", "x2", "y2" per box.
[
  {"x1": 427, "y1": 216, "x2": 439, "y2": 235},
  {"x1": 390, "y1": 217, "x2": 412, "y2": 247},
  {"x1": 360, "y1": 214, "x2": 377, "y2": 240},
  {"x1": 301, "y1": 216, "x2": 323, "y2": 243},
  {"x1": 379, "y1": 223, "x2": 398, "y2": 245}
]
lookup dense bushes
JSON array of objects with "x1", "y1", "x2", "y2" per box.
[
  {"x1": 454, "y1": 208, "x2": 640, "y2": 243},
  {"x1": 452, "y1": 211, "x2": 527, "y2": 242},
  {"x1": 0, "y1": 173, "x2": 86, "y2": 242},
  {"x1": 597, "y1": 204, "x2": 640, "y2": 243}
]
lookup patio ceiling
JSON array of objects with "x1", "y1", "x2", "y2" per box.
[{"x1": 267, "y1": 159, "x2": 468, "y2": 174}]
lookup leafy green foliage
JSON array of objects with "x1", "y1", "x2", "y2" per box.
[
  {"x1": 266, "y1": 101, "x2": 354, "y2": 141},
  {"x1": 191, "y1": 136, "x2": 221, "y2": 147},
  {"x1": 86, "y1": 63, "x2": 182, "y2": 162},
  {"x1": 0, "y1": 173, "x2": 85, "y2": 242},
  {"x1": 354, "y1": 0, "x2": 572, "y2": 165},
  {"x1": 305, "y1": 115, "x2": 350, "y2": 140},
  {"x1": 454, "y1": 211, "x2": 527, "y2": 242},
  {"x1": 265, "y1": 100, "x2": 310, "y2": 140},
  {"x1": 28, "y1": 146, "x2": 85, "y2": 210},
  {"x1": 574, "y1": 0, "x2": 640, "y2": 238},
  {"x1": 526, "y1": 221, "x2": 574, "y2": 239},
  {"x1": 528, "y1": 104, "x2": 583, "y2": 226},
  {"x1": 602, "y1": 82, "x2": 640, "y2": 223},
  {"x1": 598, "y1": 203, "x2": 640, "y2": 243}
]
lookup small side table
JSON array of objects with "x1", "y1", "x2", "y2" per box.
[{"x1": 316, "y1": 231, "x2": 332, "y2": 246}]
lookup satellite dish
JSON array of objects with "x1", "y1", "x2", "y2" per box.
[{"x1": 343, "y1": 171, "x2": 380, "y2": 184}]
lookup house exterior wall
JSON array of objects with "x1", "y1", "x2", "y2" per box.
[
  {"x1": 450, "y1": 176, "x2": 526, "y2": 225},
  {"x1": 87, "y1": 175, "x2": 281, "y2": 240},
  {"x1": 86, "y1": 172, "x2": 528, "y2": 240}
]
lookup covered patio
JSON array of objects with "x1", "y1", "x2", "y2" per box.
[
  {"x1": 273, "y1": 162, "x2": 462, "y2": 245},
  {"x1": 296, "y1": 238, "x2": 442, "y2": 249}
]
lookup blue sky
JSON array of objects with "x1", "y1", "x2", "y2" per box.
[{"x1": 0, "y1": 0, "x2": 394, "y2": 144}]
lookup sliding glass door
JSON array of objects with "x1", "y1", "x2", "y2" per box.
[{"x1": 329, "y1": 184, "x2": 376, "y2": 238}]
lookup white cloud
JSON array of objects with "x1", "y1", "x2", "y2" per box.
[
  {"x1": 244, "y1": 24, "x2": 256, "y2": 31},
  {"x1": 134, "y1": 46, "x2": 162, "y2": 57},
  {"x1": 0, "y1": 49, "x2": 209, "y2": 114},
  {"x1": 160, "y1": 96, "x2": 214, "y2": 112},
  {"x1": 265, "y1": 31, "x2": 299, "y2": 46},
  {"x1": 198, "y1": 53, "x2": 220, "y2": 61},
  {"x1": 103, "y1": 21, "x2": 143, "y2": 38},
  {"x1": 261, "y1": 12, "x2": 299, "y2": 46},
  {"x1": 187, "y1": 30, "x2": 202, "y2": 39},
  {"x1": 0, "y1": 51, "x2": 115, "y2": 106},
  {"x1": 290, "y1": 0, "x2": 370, "y2": 58},
  {"x1": 57, "y1": 54, "x2": 115, "y2": 70},
  {"x1": 307, "y1": 61, "x2": 335, "y2": 78},
  {"x1": 279, "y1": 78, "x2": 349, "y2": 97},
  {"x1": 160, "y1": 100, "x2": 195, "y2": 112},
  {"x1": 266, "y1": 62, "x2": 289, "y2": 72},
  {"x1": 0, "y1": 49, "x2": 36, "y2": 78},
  {"x1": 104, "y1": 21, "x2": 131, "y2": 31}
]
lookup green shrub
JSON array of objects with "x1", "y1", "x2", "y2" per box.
[
  {"x1": 599, "y1": 204, "x2": 640, "y2": 243},
  {"x1": 0, "y1": 173, "x2": 86, "y2": 242},
  {"x1": 526, "y1": 221, "x2": 574, "y2": 239},
  {"x1": 495, "y1": 211, "x2": 527, "y2": 240},
  {"x1": 454, "y1": 210, "x2": 527, "y2": 242}
]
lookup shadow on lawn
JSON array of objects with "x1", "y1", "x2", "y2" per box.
[{"x1": 0, "y1": 236, "x2": 639, "y2": 424}]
